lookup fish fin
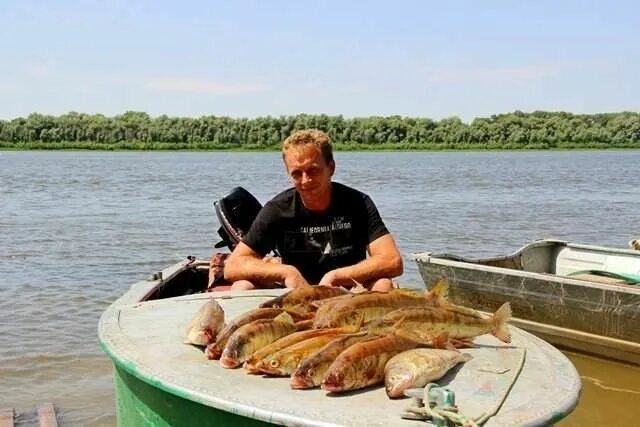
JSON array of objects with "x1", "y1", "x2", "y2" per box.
[
  {"x1": 426, "y1": 278, "x2": 450, "y2": 305},
  {"x1": 390, "y1": 315, "x2": 407, "y2": 332},
  {"x1": 432, "y1": 332, "x2": 450, "y2": 349},
  {"x1": 393, "y1": 288, "x2": 422, "y2": 297},
  {"x1": 460, "y1": 353, "x2": 473, "y2": 363},
  {"x1": 492, "y1": 302, "x2": 512, "y2": 343},
  {"x1": 394, "y1": 327, "x2": 436, "y2": 345},
  {"x1": 350, "y1": 277, "x2": 368, "y2": 293},
  {"x1": 274, "y1": 311, "x2": 295, "y2": 324},
  {"x1": 451, "y1": 338, "x2": 475, "y2": 348},
  {"x1": 285, "y1": 307, "x2": 314, "y2": 320},
  {"x1": 445, "y1": 303, "x2": 487, "y2": 319}
]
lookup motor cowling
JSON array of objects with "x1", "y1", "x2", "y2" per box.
[{"x1": 213, "y1": 186, "x2": 262, "y2": 251}]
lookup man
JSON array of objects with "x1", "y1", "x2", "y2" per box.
[{"x1": 224, "y1": 129, "x2": 403, "y2": 291}]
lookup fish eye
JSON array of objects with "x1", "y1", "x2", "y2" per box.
[
  {"x1": 270, "y1": 360, "x2": 279, "y2": 368},
  {"x1": 307, "y1": 369, "x2": 314, "y2": 377}
]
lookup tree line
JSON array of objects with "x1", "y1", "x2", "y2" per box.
[{"x1": 1, "y1": 111, "x2": 639, "y2": 150}]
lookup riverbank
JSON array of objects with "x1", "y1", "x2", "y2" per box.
[{"x1": 2, "y1": 142, "x2": 640, "y2": 151}]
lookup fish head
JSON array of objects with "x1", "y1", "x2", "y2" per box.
[
  {"x1": 184, "y1": 327, "x2": 211, "y2": 346},
  {"x1": 291, "y1": 358, "x2": 328, "y2": 389},
  {"x1": 204, "y1": 343, "x2": 217, "y2": 360},
  {"x1": 321, "y1": 371, "x2": 346, "y2": 392},
  {"x1": 255, "y1": 356, "x2": 283, "y2": 375},
  {"x1": 329, "y1": 309, "x2": 362, "y2": 329},
  {"x1": 219, "y1": 346, "x2": 240, "y2": 368},
  {"x1": 384, "y1": 368, "x2": 413, "y2": 398},
  {"x1": 290, "y1": 371, "x2": 316, "y2": 389}
]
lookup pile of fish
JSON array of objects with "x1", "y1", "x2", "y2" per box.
[{"x1": 184, "y1": 280, "x2": 511, "y2": 398}]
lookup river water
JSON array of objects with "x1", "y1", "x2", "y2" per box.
[{"x1": 1, "y1": 150, "x2": 639, "y2": 426}]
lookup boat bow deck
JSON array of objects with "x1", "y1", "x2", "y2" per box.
[{"x1": 99, "y1": 290, "x2": 580, "y2": 426}]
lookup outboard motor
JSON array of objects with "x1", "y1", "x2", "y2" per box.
[{"x1": 213, "y1": 187, "x2": 263, "y2": 251}]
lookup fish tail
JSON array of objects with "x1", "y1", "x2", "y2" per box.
[{"x1": 492, "y1": 302, "x2": 512, "y2": 343}]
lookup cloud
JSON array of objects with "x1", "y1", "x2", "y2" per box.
[
  {"x1": 426, "y1": 62, "x2": 576, "y2": 84},
  {"x1": 145, "y1": 78, "x2": 266, "y2": 95}
]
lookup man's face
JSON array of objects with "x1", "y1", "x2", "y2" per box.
[{"x1": 283, "y1": 144, "x2": 335, "y2": 212}]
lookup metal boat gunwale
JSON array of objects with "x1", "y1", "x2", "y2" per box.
[
  {"x1": 412, "y1": 253, "x2": 640, "y2": 294},
  {"x1": 412, "y1": 238, "x2": 640, "y2": 366}
]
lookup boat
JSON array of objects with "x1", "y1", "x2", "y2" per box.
[
  {"x1": 98, "y1": 191, "x2": 580, "y2": 425},
  {"x1": 412, "y1": 239, "x2": 640, "y2": 366},
  {"x1": 98, "y1": 256, "x2": 580, "y2": 426}
]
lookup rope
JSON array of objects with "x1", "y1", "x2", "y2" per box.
[
  {"x1": 403, "y1": 347, "x2": 527, "y2": 426},
  {"x1": 473, "y1": 347, "x2": 527, "y2": 425}
]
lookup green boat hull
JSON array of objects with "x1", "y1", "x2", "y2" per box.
[{"x1": 113, "y1": 363, "x2": 272, "y2": 427}]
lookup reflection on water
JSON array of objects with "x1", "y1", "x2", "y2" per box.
[{"x1": 1, "y1": 150, "x2": 639, "y2": 425}]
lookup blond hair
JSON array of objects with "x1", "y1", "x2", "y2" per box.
[{"x1": 282, "y1": 129, "x2": 333, "y2": 164}]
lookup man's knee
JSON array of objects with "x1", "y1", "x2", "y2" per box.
[
  {"x1": 369, "y1": 278, "x2": 395, "y2": 292},
  {"x1": 231, "y1": 280, "x2": 256, "y2": 290}
]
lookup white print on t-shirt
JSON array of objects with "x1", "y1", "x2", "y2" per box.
[
  {"x1": 299, "y1": 217, "x2": 352, "y2": 234},
  {"x1": 294, "y1": 217, "x2": 354, "y2": 262}
]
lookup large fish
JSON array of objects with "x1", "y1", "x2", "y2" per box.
[
  {"x1": 391, "y1": 302, "x2": 512, "y2": 344},
  {"x1": 384, "y1": 349, "x2": 472, "y2": 398},
  {"x1": 244, "y1": 323, "x2": 361, "y2": 374},
  {"x1": 321, "y1": 334, "x2": 420, "y2": 393},
  {"x1": 259, "y1": 286, "x2": 350, "y2": 315},
  {"x1": 290, "y1": 332, "x2": 377, "y2": 389},
  {"x1": 219, "y1": 312, "x2": 298, "y2": 368},
  {"x1": 205, "y1": 307, "x2": 284, "y2": 360},
  {"x1": 309, "y1": 292, "x2": 364, "y2": 309},
  {"x1": 313, "y1": 281, "x2": 448, "y2": 329},
  {"x1": 184, "y1": 298, "x2": 225, "y2": 346},
  {"x1": 256, "y1": 334, "x2": 350, "y2": 376}
]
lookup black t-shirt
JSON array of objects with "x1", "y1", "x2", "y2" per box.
[{"x1": 243, "y1": 182, "x2": 389, "y2": 284}]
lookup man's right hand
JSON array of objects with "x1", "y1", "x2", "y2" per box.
[{"x1": 283, "y1": 266, "x2": 311, "y2": 289}]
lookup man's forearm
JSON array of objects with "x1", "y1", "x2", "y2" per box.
[
  {"x1": 330, "y1": 255, "x2": 403, "y2": 286},
  {"x1": 224, "y1": 256, "x2": 292, "y2": 284}
]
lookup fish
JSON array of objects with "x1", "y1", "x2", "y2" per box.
[
  {"x1": 244, "y1": 323, "x2": 361, "y2": 374},
  {"x1": 205, "y1": 307, "x2": 285, "y2": 360},
  {"x1": 384, "y1": 349, "x2": 472, "y2": 398},
  {"x1": 290, "y1": 332, "x2": 377, "y2": 389},
  {"x1": 391, "y1": 302, "x2": 512, "y2": 344},
  {"x1": 256, "y1": 334, "x2": 349, "y2": 376},
  {"x1": 184, "y1": 298, "x2": 225, "y2": 346},
  {"x1": 259, "y1": 286, "x2": 350, "y2": 315},
  {"x1": 219, "y1": 312, "x2": 298, "y2": 368},
  {"x1": 321, "y1": 334, "x2": 420, "y2": 393},
  {"x1": 310, "y1": 292, "x2": 364, "y2": 309},
  {"x1": 312, "y1": 281, "x2": 448, "y2": 329}
]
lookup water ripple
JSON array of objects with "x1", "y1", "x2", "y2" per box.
[{"x1": 1, "y1": 150, "x2": 639, "y2": 425}]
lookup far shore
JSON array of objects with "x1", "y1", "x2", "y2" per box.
[{"x1": 2, "y1": 143, "x2": 640, "y2": 152}]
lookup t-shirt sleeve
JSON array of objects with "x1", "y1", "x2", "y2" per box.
[
  {"x1": 242, "y1": 202, "x2": 278, "y2": 257},
  {"x1": 363, "y1": 194, "x2": 389, "y2": 243}
]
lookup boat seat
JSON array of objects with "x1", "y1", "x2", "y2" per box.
[
  {"x1": 567, "y1": 273, "x2": 629, "y2": 285},
  {"x1": 566, "y1": 270, "x2": 640, "y2": 286}
]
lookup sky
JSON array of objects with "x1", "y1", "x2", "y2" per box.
[{"x1": 0, "y1": 0, "x2": 638, "y2": 121}]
